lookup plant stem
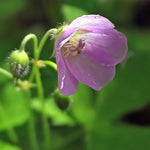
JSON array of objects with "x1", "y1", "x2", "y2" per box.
[
  {"x1": 43, "y1": 60, "x2": 57, "y2": 71},
  {"x1": 0, "y1": 102, "x2": 18, "y2": 143},
  {"x1": 0, "y1": 68, "x2": 12, "y2": 78},
  {"x1": 36, "y1": 29, "x2": 57, "y2": 59},
  {"x1": 26, "y1": 90, "x2": 39, "y2": 150},
  {"x1": 35, "y1": 66, "x2": 51, "y2": 150},
  {"x1": 19, "y1": 34, "x2": 38, "y2": 55},
  {"x1": 28, "y1": 29, "x2": 57, "y2": 150}
]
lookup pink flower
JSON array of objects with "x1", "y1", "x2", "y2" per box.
[{"x1": 55, "y1": 15, "x2": 127, "y2": 95}]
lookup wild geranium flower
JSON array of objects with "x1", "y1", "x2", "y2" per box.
[{"x1": 55, "y1": 15, "x2": 127, "y2": 96}]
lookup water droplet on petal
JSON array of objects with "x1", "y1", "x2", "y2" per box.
[{"x1": 60, "y1": 75, "x2": 65, "y2": 90}]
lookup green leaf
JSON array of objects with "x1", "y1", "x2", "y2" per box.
[
  {"x1": 126, "y1": 29, "x2": 150, "y2": 53},
  {"x1": 95, "y1": 52, "x2": 150, "y2": 121},
  {"x1": 0, "y1": 140, "x2": 21, "y2": 150},
  {"x1": 32, "y1": 98, "x2": 75, "y2": 126},
  {"x1": 87, "y1": 124, "x2": 150, "y2": 150},
  {"x1": 0, "y1": 84, "x2": 29, "y2": 131},
  {"x1": 64, "y1": 0, "x2": 98, "y2": 12},
  {"x1": 87, "y1": 52, "x2": 150, "y2": 150},
  {"x1": 61, "y1": 4, "x2": 88, "y2": 22},
  {"x1": 70, "y1": 83, "x2": 95, "y2": 128}
]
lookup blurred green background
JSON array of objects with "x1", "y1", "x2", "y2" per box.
[{"x1": 0, "y1": 0, "x2": 150, "y2": 150}]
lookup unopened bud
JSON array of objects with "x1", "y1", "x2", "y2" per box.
[
  {"x1": 9, "y1": 50, "x2": 29, "y2": 78},
  {"x1": 54, "y1": 89, "x2": 72, "y2": 111}
]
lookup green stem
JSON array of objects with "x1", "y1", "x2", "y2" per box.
[
  {"x1": 29, "y1": 66, "x2": 36, "y2": 82},
  {"x1": 35, "y1": 66, "x2": 51, "y2": 150},
  {"x1": 36, "y1": 28, "x2": 57, "y2": 59},
  {"x1": 19, "y1": 34, "x2": 38, "y2": 57},
  {"x1": 0, "y1": 102, "x2": 18, "y2": 143},
  {"x1": 26, "y1": 90, "x2": 39, "y2": 150},
  {"x1": 0, "y1": 68, "x2": 12, "y2": 78},
  {"x1": 27, "y1": 28, "x2": 57, "y2": 150},
  {"x1": 43, "y1": 60, "x2": 57, "y2": 71}
]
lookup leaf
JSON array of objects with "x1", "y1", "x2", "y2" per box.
[
  {"x1": 0, "y1": 140, "x2": 21, "y2": 150},
  {"x1": 87, "y1": 51, "x2": 150, "y2": 150},
  {"x1": 32, "y1": 98, "x2": 75, "y2": 126},
  {"x1": 64, "y1": 0, "x2": 98, "y2": 12},
  {"x1": 61, "y1": 4, "x2": 88, "y2": 22},
  {"x1": 70, "y1": 83, "x2": 95, "y2": 128},
  {"x1": 0, "y1": 84, "x2": 29, "y2": 131},
  {"x1": 126, "y1": 29, "x2": 150, "y2": 53},
  {"x1": 95, "y1": 52, "x2": 150, "y2": 121},
  {"x1": 87, "y1": 124, "x2": 150, "y2": 150}
]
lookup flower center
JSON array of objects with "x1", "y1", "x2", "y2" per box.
[{"x1": 62, "y1": 38, "x2": 85, "y2": 58}]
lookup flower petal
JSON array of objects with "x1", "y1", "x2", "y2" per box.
[
  {"x1": 81, "y1": 44, "x2": 116, "y2": 66},
  {"x1": 65, "y1": 53, "x2": 115, "y2": 90},
  {"x1": 56, "y1": 52, "x2": 79, "y2": 95},
  {"x1": 56, "y1": 27, "x2": 77, "y2": 53},
  {"x1": 74, "y1": 29, "x2": 127, "y2": 64},
  {"x1": 67, "y1": 15, "x2": 114, "y2": 30}
]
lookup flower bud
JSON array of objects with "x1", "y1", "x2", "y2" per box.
[
  {"x1": 9, "y1": 50, "x2": 29, "y2": 78},
  {"x1": 54, "y1": 89, "x2": 72, "y2": 111}
]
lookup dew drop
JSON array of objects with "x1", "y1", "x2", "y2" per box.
[{"x1": 60, "y1": 75, "x2": 65, "y2": 90}]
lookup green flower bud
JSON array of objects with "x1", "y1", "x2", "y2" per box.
[
  {"x1": 54, "y1": 89, "x2": 72, "y2": 111},
  {"x1": 9, "y1": 50, "x2": 29, "y2": 78}
]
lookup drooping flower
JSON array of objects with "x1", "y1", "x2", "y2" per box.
[{"x1": 55, "y1": 15, "x2": 127, "y2": 96}]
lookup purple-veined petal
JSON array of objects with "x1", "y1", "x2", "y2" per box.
[
  {"x1": 81, "y1": 44, "x2": 116, "y2": 67},
  {"x1": 71, "y1": 28, "x2": 127, "y2": 64},
  {"x1": 56, "y1": 52, "x2": 79, "y2": 95},
  {"x1": 65, "y1": 53, "x2": 115, "y2": 91},
  {"x1": 66, "y1": 15, "x2": 114, "y2": 30}
]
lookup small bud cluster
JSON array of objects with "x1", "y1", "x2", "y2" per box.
[{"x1": 9, "y1": 50, "x2": 29, "y2": 78}]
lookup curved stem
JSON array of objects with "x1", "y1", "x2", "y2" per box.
[
  {"x1": 19, "y1": 34, "x2": 38, "y2": 57},
  {"x1": 36, "y1": 28, "x2": 57, "y2": 59},
  {"x1": 26, "y1": 28, "x2": 57, "y2": 150},
  {"x1": 43, "y1": 60, "x2": 57, "y2": 71}
]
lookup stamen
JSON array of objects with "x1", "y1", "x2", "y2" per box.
[
  {"x1": 70, "y1": 38, "x2": 85, "y2": 52},
  {"x1": 63, "y1": 49, "x2": 71, "y2": 58},
  {"x1": 63, "y1": 43, "x2": 73, "y2": 48},
  {"x1": 62, "y1": 38, "x2": 85, "y2": 58}
]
